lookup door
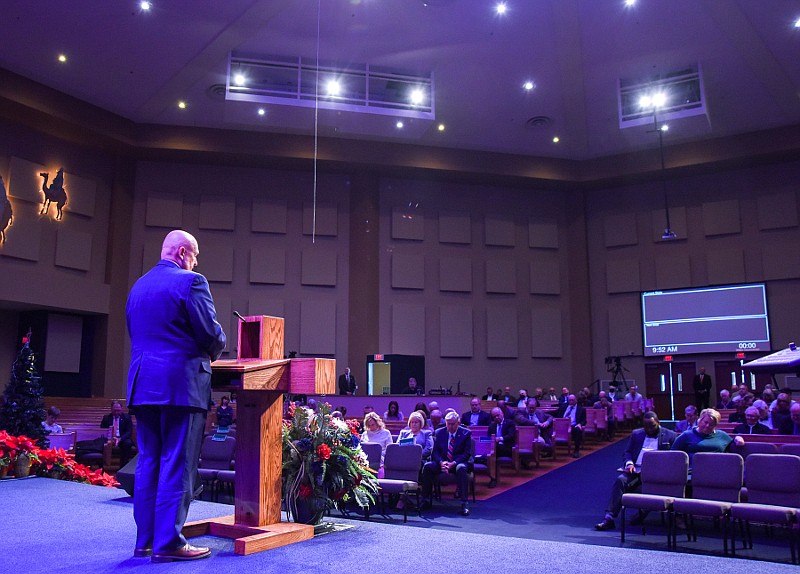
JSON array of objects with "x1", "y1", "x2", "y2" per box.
[{"x1": 644, "y1": 361, "x2": 696, "y2": 421}]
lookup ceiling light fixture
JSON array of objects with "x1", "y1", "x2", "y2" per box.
[
  {"x1": 57, "y1": 54, "x2": 67, "y2": 63},
  {"x1": 326, "y1": 79, "x2": 342, "y2": 97},
  {"x1": 641, "y1": 93, "x2": 677, "y2": 240},
  {"x1": 794, "y1": 17, "x2": 800, "y2": 28},
  {"x1": 495, "y1": 2, "x2": 508, "y2": 15},
  {"x1": 409, "y1": 88, "x2": 425, "y2": 106},
  {"x1": 438, "y1": 123, "x2": 445, "y2": 132},
  {"x1": 552, "y1": 136, "x2": 560, "y2": 143},
  {"x1": 396, "y1": 121, "x2": 404, "y2": 129},
  {"x1": 257, "y1": 108, "x2": 265, "y2": 116},
  {"x1": 140, "y1": 1, "x2": 152, "y2": 11},
  {"x1": 233, "y1": 73, "x2": 246, "y2": 87},
  {"x1": 624, "y1": 0, "x2": 636, "y2": 7},
  {"x1": 523, "y1": 81, "x2": 535, "y2": 91},
  {"x1": 177, "y1": 101, "x2": 187, "y2": 109}
]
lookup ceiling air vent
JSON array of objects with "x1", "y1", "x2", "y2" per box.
[{"x1": 618, "y1": 64, "x2": 706, "y2": 129}]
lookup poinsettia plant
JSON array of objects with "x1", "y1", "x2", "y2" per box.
[
  {"x1": 0, "y1": 430, "x2": 118, "y2": 487},
  {"x1": 282, "y1": 402, "x2": 378, "y2": 519}
]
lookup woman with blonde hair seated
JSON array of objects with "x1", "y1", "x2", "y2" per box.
[
  {"x1": 672, "y1": 407, "x2": 744, "y2": 465},
  {"x1": 361, "y1": 411, "x2": 393, "y2": 464},
  {"x1": 396, "y1": 411, "x2": 433, "y2": 460}
]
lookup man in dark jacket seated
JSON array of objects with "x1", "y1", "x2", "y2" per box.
[
  {"x1": 421, "y1": 411, "x2": 473, "y2": 516},
  {"x1": 100, "y1": 401, "x2": 134, "y2": 468},
  {"x1": 461, "y1": 398, "x2": 492, "y2": 427},
  {"x1": 595, "y1": 412, "x2": 677, "y2": 531},
  {"x1": 733, "y1": 406, "x2": 771, "y2": 435}
]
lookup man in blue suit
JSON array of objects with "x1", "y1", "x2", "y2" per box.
[
  {"x1": 421, "y1": 411, "x2": 473, "y2": 516},
  {"x1": 126, "y1": 230, "x2": 226, "y2": 562},
  {"x1": 594, "y1": 411, "x2": 676, "y2": 531}
]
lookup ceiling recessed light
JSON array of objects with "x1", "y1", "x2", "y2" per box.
[
  {"x1": 438, "y1": 123, "x2": 445, "y2": 132},
  {"x1": 523, "y1": 81, "x2": 535, "y2": 91},
  {"x1": 326, "y1": 79, "x2": 341, "y2": 97},
  {"x1": 495, "y1": 2, "x2": 508, "y2": 15},
  {"x1": 178, "y1": 101, "x2": 187, "y2": 109},
  {"x1": 233, "y1": 73, "x2": 246, "y2": 87},
  {"x1": 660, "y1": 124, "x2": 669, "y2": 132},
  {"x1": 552, "y1": 136, "x2": 560, "y2": 143},
  {"x1": 396, "y1": 121, "x2": 404, "y2": 129},
  {"x1": 794, "y1": 17, "x2": 800, "y2": 28},
  {"x1": 624, "y1": 0, "x2": 636, "y2": 7},
  {"x1": 257, "y1": 108, "x2": 265, "y2": 116},
  {"x1": 57, "y1": 54, "x2": 67, "y2": 63},
  {"x1": 409, "y1": 88, "x2": 425, "y2": 106},
  {"x1": 140, "y1": 1, "x2": 152, "y2": 11}
]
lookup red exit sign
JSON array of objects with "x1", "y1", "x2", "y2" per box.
[
  {"x1": 663, "y1": 355, "x2": 673, "y2": 362},
  {"x1": 735, "y1": 352, "x2": 746, "y2": 359}
]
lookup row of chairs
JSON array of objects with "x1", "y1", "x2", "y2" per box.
[{"x1": 620, "y1": 450, "x2": 800, "y2": 562}]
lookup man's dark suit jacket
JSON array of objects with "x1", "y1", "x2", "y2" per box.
[
  {"x1": 488, "y1": 419, "x2": 517, "y2": 447},
  {"x1": 338, "y1": 373, "x2": 357, "y2": 395},
  {"x1": 554, "y1": 403, "x2": 587, "y2": 427},
  {"x1": 461, "y1": 410, "x2": 491, "y2": 427},
  {"x1": 623, "y1": 426, "x2": 677, "y2": 468},
  {"x1": 101, "y1": 412, "x2": 133, "y2": 443},
  {"x1": 733, "y1": 422, "x2": 771, "y2": 435},
  {"x1": 431, "y1": 425, "x2": 472, "y2": 465},
  {"x1": 778, "y1": 419, "x2": 800, "y2": 435}
]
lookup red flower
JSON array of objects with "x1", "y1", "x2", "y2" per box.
[
  {"x1": 317, "y1": 444, "x2": 331, "y2": 460},
  {"x1": 298, "y1": 483, "x2": 314, "y2": 498}
]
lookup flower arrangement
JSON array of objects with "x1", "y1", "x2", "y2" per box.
[
  {"x1": 0, "y1": 430, "x2": 118, "y2": 487},
  {"x1": 282, "y1": 402, "x2": 378, "y2": 522}
]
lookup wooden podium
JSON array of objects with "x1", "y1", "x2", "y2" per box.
[{"x1": 182, "y1": 315, "x2": 335, "y2": 555}]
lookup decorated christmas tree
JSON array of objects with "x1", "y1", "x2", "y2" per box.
[{"x1": 0, "y1": 330, "x2": 47, "y2": 445}]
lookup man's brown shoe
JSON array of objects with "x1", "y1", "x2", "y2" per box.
[
  {"x1": 151, "y1": 544, "x2": 211, "y2": 563},
  {"x1": 133, "y1": 547, "x2": 152, "y2": 558}
]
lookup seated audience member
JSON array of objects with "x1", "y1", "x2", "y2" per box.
[
  {"x1": 674, "y1": 405, "x2": 698, "y2": 433},
  {"x1": 215, "y1": 395, "x2": 234, "y2": 427},
  {"x1": 514, "y1": 399, "x2": 553, "y2": 457},
  {"x1": 420, "y1": 411, "x2": 472, "y2": 516},
  {"x1": 672, "y1": 408, "x2": 744, "y2": 466},
  {"x1": 428, "y1": 409, "x2": 444, "y2": 430},
  {"x1": 499, "y1": 386, "x2": 515, "y2": 403},
  {"x1": 555, "y1": 394, "x2": 586, "y2": 458},
  {"x1": 495, "y1": 399, "x2": 513, "y2": 420},
  {"x1": 461, "y1": 397, "x2": 491, "y2": 427},
  {"x1": 396, "y1": 411, "x2": 433, "y2": 460},
  {"x1": 595, "y1": 412, "x2": 676, "y2": 531},
  {"x1": 558, "y1": 387, "x2": 570, "y2": 406},
  {"x1": 427, "y1": 401, "x2": 440, "y2": 414},
  {"x1": 414, "y1": 402, "x2": 430, "y2": 419},
  {"x1": 402, "y1": 377, "x2": 423, "y2": 395},
  {"x1": 331, "y1": 410, "x2": 344, "y2": 420},
  {"x1": 716, "y1": 389, "x2": 734, "y2": 410},
  {"x1": 361, "y1": 412, "x2": 393, "y2": 464},
  {"x1": 733, "y1": 406, "x2": 771, "y2": 435},
  {"x1": 42, "y1": 406, "x2": 63, "y2": 434},
  {"x1": 728, "y1": 395, "x2": 753, "y2": 424},
  {"x1": 516, "y1": 390, "x2": 529, "y2": 408},
  {"x1": 337, "y1": 405, "x2": 348, "y2": 418},
  {"x1": 545, "y1": 387, "x2": 559, "y2": 402},
  {"x1": 607, "y1": 385, "x2": 618, "y2": 401},
  {"x1": 486, "y1": 407, "x2": 516, "y2": 484},
  {"x1": 731, "y1": 384, "x2": 749, "y2": 404},
  {"x1": 624, "y1": 385, "x2": 645, "y2": 409},
  {"x1": 752, "y1": 399, "x2": 773, "y2": 430},
  {"x1": 760, "y1": 388, "x2": 775, "y2": 407},
  {"x1": 778, "y1": 403, "x2": 800, "y2": 435},
  {"x1": 306, "y1": 398, "x2": 318, "y2": 413},
  {"x1": 100, "y1": 400, "x2": 134, "y2": 468},
  {"x1": 770, "y1": 393, "x2": 793, "y2": 430},
  {"x1": 592, "y1": 392, "x2": 615, "y2": 440},
  {"x1": 482, "y1": 387, "x2": 497, "y2": 400},
  {"x1": 383, "y1": 400, "x2": 404, "y2": 422}
]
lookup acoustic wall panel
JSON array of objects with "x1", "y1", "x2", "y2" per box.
[
  {"x1": 439, "y1": 257, "x2": 472, "y2": 292},
  {"x1": 391, "y1": 303, "x2": 426, "y2": 355},
  {"x1": 200, "y1": 243, "x2": 234, "y2": 283},
  {"x1": 249, "y1": 247, "x2": 286, "y2": 284},
  {"x1": 391, "y1": 252, "x2": 424, "y2": 290},
  {"x1": 607, "y1": 296, "x2": 641, "y2": 356},
  {"x1": 529, "y1": 220, "x2": 559, "y2": 249},
  {"x1": 655, "y1": 255, "x2": 691, "y2": 290},
  {"x1": 486, "y1": 307, "x2": 518, "y2": 358},
  {"x1": 303, "y1": 202, "x2": 338, "y2": 236},
  {"x1": 213, "y1": 296, "x2": 232, "y2": 353},
  {"x1": 246, "y1": 299, "x2": 285, "y2": 321},
  {"x1": 530, "y1": 260, "x2": 560, "y2": 294},
  {"x1": 145, "y1": 192, "x2": 183, "y2": 228},
  {"x1": 439, "y1": 211, "x2": 471, "y2": 244},
  {"x1": 199, "y1": 196, "x2": 236, "y2": 230},
  {"x1": 485, "y1": 260, "x2": 516, "y2": 293},
  {"x1": 651, "y1": 207, "x2": 688, "y2": 242},
  {"x1": 7, "y1": 156, "x2": 45, "y2": 203},
  {"x1": 706, "y1": 249, "x2": 746, "y2": 285},
  {"x1": 440, "y1": 306, "x2": 473, "y2": 357},
  {"x1": 604, "y1": 213, "x2": 638, "y2": 247},
  {"x1": 300, "y1": 300, "x2": 336, "y2": 355},
  {"x1": 485, "y1": 216, "x2": 515, "y2": 246},
  {"x1": 301, "y1": 249, "x2": 337, "y2": 286},
  {"x1": 0, "y1": 218, "x2": 41, "y2": 262},
  {"x1": 606, "y1": 259, "x2": 641, "y2": 294},
  {"x1": 762, "y1": 246, "x2": 800, "y2": 281},
  {"x1": 392, "y1": 207, "x2": 424, "y2": 240},
  {"x1": 55, "y1": 228, "x2": 92, "y2": 271},
  {"x1": 757, "y1": 192, "x2": 798, "y2": 231},
  {"x1": 252, "y1": 198, "x2": 287, "y2": 234},
  {"x1": 63, "y1": 171, "x2": 96, "y2": 218},
  {"x1": 702, "y1": 199, "x2": 741, "y2": 237},
  {"x1": 44, "y1": 314, "x2": 82, "y2": 373},
  {"x1": 530, "y1": 307, "x2": 562, "y2": 358}
]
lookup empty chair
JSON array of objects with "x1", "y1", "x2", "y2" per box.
[
  {"x1": 730, "y1": 454, "x2": 800, "y2": 563},
  {"x1": 594, "y1": 408, "x2": 609, "y2": 440},
  {"x1": 377, "y1": 443, "x2": 422, "y2": 522},
  {"x1": 551, "y1": 418, "x2": 572, "y2": 459},
  {"x1": 46, "y1": 431, "x2": 76, "y2": 452},
  {"x1": 621, "y1": 450, "x2": 689, "y2": 548},
  {"x1": 583, "y1": 409, "x2": 597, "y2": 442},
  {"x1": 515, "y1": 426, "x2": 540, "y2": 470},
  {"x1": 778, "y1": 443, "x2": 800, "y2": 457},
  {"x1": 197, "y1": 435, "x2": 236, "y2": 500},
  {"x1": 671, "y1": 452, "x2": 743, "y2": 554},
  {"x1": 471, "y1": 437, "x2": 495, "y2": 494},
  {"x1": 731, "y1": 441, "x2": 778, "y2": 459},
  {"x1": 360, "y1": 442, "x2": 382, "y2": 475}
]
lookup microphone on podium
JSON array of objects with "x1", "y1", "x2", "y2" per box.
[{"x1": 233, "y1": 311, "x2": 246, "y2": 322}]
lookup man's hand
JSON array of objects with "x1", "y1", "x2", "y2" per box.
[
  {"x1": 624, "y1": 462, "x2": 636, "y2": 474},
  {"x1": 734, "y1": 435, "x2": 745, "y2": 448}
]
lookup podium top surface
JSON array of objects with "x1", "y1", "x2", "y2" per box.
[{"x1": 211, "y1": 358, "x2": 289, "y2": 373}]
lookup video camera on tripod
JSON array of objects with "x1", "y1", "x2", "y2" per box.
[{"x1": 604, "y1": 356, "x2": 630, "y2": 388}]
